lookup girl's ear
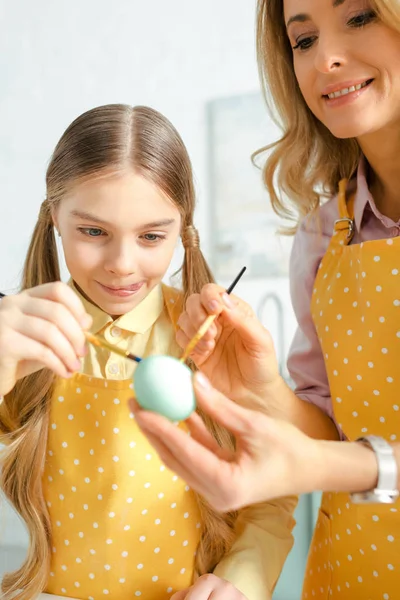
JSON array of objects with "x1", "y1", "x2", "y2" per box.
[{"x1": 51, "y1": 206, "x2": 61, "y2": 236}]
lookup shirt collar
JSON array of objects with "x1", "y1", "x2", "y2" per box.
[{"x1": 68, "y1": 280, "x2": 165, "y2": 335}]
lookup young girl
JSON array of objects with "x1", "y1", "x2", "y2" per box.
[
  {"x1": 134, "y1": 1, "x2": 400, "y2": 599},
  {"x1": 0, "y1": 104, "x2": 296, "y2": 600}
]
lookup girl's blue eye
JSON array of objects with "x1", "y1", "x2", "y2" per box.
[
  {"x1": 78, "y1": 227, "x2": 105, "y2": 237},
  {"x1": 79, "y1": 227, "x2": 104, "y2": 237},
  {"x1": 141, "y1": 233, "x2": 166, "y2": 243}
]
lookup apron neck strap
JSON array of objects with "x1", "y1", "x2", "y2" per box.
[{"x1": 333, "y1": 178, "x2": 356, "y2": 246}]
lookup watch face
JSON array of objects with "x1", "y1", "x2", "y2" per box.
[{"x1": 351, "y1": 490, "x2": 399, "y2": 504}]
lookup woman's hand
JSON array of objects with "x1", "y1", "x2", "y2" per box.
[
  {"x1": 0, "y1": 282, "x2": 92, "y2": 395},
  {"x1": 131, "y1": 372, "x2": 383, "y2": 509},
  {"x1": 131, "y1": 372, "x2": 321, "y2": 512},
  {"x1": 177, "y1": 284, "x2": 282, "y2": 406}
]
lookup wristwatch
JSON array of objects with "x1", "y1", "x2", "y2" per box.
[{"x1": 351, "y1": 435, "x2": 399, "y2": 504}]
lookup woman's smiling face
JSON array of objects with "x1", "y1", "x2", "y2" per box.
[{"x1": 284, "y1": 0, "x2": 400, "y2": 139}]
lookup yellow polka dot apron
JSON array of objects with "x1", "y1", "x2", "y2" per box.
[
  {"x1": 303, "y1": 180, "x2": 400, "y2": 600},
  {"x1": 42, "y1": 302, "x2": 201, "y2": 599}
]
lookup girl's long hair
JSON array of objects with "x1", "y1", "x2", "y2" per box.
[{"x1": 0, "y1": 104, "x2": 242, "y2": 597}]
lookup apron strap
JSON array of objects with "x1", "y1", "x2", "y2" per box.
[{"x1": 332, "y1": 178, "x2": 356, "y2": 246}]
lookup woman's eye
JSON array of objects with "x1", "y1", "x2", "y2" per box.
[
  {"x1": 348, "y1": 10, "x2": 376, "y2": 27},
  {"x1": 292, "y1": 36, "x2": 317, "y2": 51}
]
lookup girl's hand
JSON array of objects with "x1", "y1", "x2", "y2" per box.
[
  {"x1": 0, "y1": 282, "x2": 92, "y2": 395},
  {"x1": 170, "y1": 574, "x2": 247, "y2": 599},
  {"x1": 131, "y1": 372, "x2": 321, "y2": 512},
  {"x1": 177, "y1": 284, "x2": 281, "y2": 405}
]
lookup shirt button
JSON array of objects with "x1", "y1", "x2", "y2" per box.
[
  {"x1": 110, "y1": 326, "x2": 122, "y2": 338},
  {"x1": 108, "y1": 363, "x2": 119, "y2": 375}
]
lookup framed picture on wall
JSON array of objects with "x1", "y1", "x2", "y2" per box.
[{"x1": 207, "y1": 91, "x2": 293, "y2": 280}]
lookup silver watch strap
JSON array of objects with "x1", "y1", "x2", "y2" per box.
[{"x1": 357, "y1": 435, "x2": 398, "y2": 494}]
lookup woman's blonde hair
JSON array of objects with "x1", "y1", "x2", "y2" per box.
[
  {"x1": 0, "y1": 104, "x2": 238, "y2": 598},
  {"x1": 254, "y1": 0, "x2": 400, "y2": 231}
]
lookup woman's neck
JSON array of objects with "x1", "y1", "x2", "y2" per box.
[{"x1": 358, "y1": 126, "x2": 400, "y2": 222}]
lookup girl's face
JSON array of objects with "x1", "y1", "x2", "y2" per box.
[
  {"x1": 284, "y1": 0, "x2": 400, "y2": 139},
  {"x1": 54, "y1": 171, "x2": 182, "y2": 316}
]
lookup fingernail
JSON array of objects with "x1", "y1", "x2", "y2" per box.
[
  {"x1": 208, "y1": 300, "x2": 219, "y2": 312},
  {"x1": 195, "y1": 372, "x2": 211, "y2": 390},
  {"x1": 74, "y1": 359, "x2": 82, "y2": 370},
  {"x1": 222, "y1": 293, "x2": 235, "y2": 309}
]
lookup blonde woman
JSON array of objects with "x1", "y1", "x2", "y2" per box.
[
  {"x1": 134, "y1": 1, "x2": 400, "y2": 599},
  {"x1": 0, "y1": 104, "x2": 296, "y2": 600}
]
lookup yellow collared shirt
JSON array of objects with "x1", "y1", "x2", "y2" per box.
[{"x1": 70, "y1": 281, "x2": 182, "y2": 379}]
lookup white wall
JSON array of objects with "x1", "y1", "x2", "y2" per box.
[
  {"x1": 0, "y1": 0, "x2": 298, "y2": 372},
  {"x1": 0, "y1": 3, "x2": 306, "y2": 598},
  {"x1": 0, "y1": 0, "x2": 261, "y2": 291}
]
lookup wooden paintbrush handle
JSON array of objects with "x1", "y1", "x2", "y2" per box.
[{"x1": 180, "y1": 314, "x2": 217, "y2": 362}]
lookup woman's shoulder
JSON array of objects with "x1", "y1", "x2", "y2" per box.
[
  {"x1": 289, "y1": 192, "x2": 340, "y2": 298},
  {"x1": 297, "y1": 193, "x2": 339, "y2": 238}
]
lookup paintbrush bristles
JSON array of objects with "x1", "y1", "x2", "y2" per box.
[{"x1": 84, "y1": 332, "x2": 141, "y2": 363}]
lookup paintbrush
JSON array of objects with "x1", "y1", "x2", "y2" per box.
[
  {"x1": 180, "y1": 266, "x2": 246, "y2": 363},
  {"x1": 0, "y1": 291, "x2": 142, "y2": 363},
  {"x1": 0, "y1": 266, "x2": 246, "y2": 366},
  {"x1": 87, "y1": 266, "x2": 245, "y2": 364},
  {"x1": 84, "y1": 331, "x2": 142, "y2": 363}
]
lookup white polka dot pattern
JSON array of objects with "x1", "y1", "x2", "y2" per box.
[
  {"x1": 303, "y1": 188, "x2": 399, "y2": 599},
  {"x1": 43, "y1": 375, "x2": 201, "y2": 599}
]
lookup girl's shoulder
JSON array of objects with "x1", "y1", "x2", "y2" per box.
[
  {"x1": 162, "y1": 283, "x2": 183, "y2": 304},
  {"x1": 161, "y1": 284, "x2": 184, "y2": 326}
]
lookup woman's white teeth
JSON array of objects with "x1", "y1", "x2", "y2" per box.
[{"x1": 327, "y1": 81, "x2": 368, "y2": 99}]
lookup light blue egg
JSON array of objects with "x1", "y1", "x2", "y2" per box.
[{"x1": 133, "y1": 355, "x2": 196, "y2": 421}]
